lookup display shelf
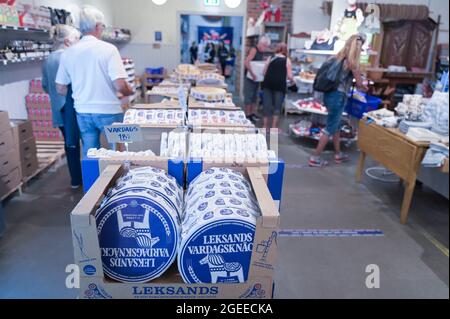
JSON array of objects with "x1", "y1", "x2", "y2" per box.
[
  {"x1": 1, "y1": 56, "x2": 47, "y2": 66},
  {"x1": 296, "y1": 49, "x2": 338, "y2": 56},
  {"x1": 0, "y1": 24, "x2": 49, "y2": 34},
  {"x1": 290, "y1": 101, "x2": 328, "y2": 116}
]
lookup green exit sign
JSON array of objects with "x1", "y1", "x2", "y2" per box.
[{"x1": 204, "y1": 0, "x2": 220, "y2": 6}]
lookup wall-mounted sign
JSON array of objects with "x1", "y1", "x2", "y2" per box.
[
  {"x1": 104, "y1": 124, "x2": 143, "y2": 144},
  {"x1": 155, "y1": 31, "x2": 162, "y2": 42},
  {"x1": 204, "y1": 0, "x2": 220, "y2": 7}
]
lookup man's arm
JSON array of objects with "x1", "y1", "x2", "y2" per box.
[
  {"x1": 114, "y1": 79, "x2": 134, "y2": 97},
  {"x1": 55, "y1": 53, "x2": 70, "y2": 96},
  {"x1": 244, "y1": 47, "x2": 257, "y2": 80}
]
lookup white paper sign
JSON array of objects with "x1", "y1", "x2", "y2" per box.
[{"x1": 104, "y1": 124, "x2": 143, "y2": 143}]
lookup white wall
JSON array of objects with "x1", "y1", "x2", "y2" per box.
[
  {"x1": 0, "y1": 0, "x2": 115, "y2": 120},
  {"x1": 330, "y1": 0, "x2": 449, "y2": 44},
  {"x1": 292, "y1": 0, "x2": 331, "y2": 33},
  {"x1": 110, "y1": 0, "x2": 247, "y2": 75}
]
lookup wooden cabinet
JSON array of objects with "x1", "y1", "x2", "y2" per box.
[{"x1": 381, "y1": 19, "x2": 437, "y2": 70}]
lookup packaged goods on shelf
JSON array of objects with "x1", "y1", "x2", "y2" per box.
[
  {"x1": 160, "y1": 131, "x2": 187, "y2": 159},
  {"x1": 196, "y1": 72, "x2": 225, "y2": 87},
  {"x1": 422, "y1": 143, "x2": 449, "y2": 168},
  {"x1": 179, "y1": 167, "x2": 260, "y2": 284},
  {"x1": 87, "y1": 148, "x2": 156, "y2": 158},
  {"x1": 190, "y1": 87, "x2": 227, "y2": 103},
  {"x1": 150, "y1": 86, "x2": 188, "y2": 97},
  {"x1": 365, "y1": 108, "x2": 399, "y2": 128},
  {"x1": 0, "y1": 4, "x2": 20, "y2": 27},
  {"x1": 196, "y1": 63, "x2": 218, "y2": 73},
  {"x1": 95, "y1": 166, "x2": 182, "y2": 283},
  {"x1": 186, "y1": 132, "x2": 275, "y2": 161},
  {"x1": 174, "y1": 64, "x2": 201, "y2": 81},
  {"x1": 422, "y1": 92, "x2": 449, "y2": 136},
  {"x1": 72, "y1": 161, "x2": 281, "y2": 298},
  {"x1": 123, "y1": 109, "x2": 184, "y2": 126},
  {"x1": 188, "y1": 109, "x2": 252, "y2": 127},
  {"x1": 293, "y1": 98, "x2": 328, "y2": 115}
]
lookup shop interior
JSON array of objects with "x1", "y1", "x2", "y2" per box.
[{"x1": 0, "y1": 0, "x2": 448, "y2": 299}]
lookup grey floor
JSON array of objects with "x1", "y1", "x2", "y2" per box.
[{"x1": 0, "y1": 115, "x2": 448, "y2": 299}]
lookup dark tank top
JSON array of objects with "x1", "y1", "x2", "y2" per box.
[{"x1": 263, "y1": 55, "x2": 287, "y2": 92}]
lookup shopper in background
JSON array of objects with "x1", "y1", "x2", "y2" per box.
[
  {"x1": 244, "y1": 35, "x2": 271, "y2": 123},
  {"x1": 56, "y1": 5, "x2": 134, "y2": 157},
  {"x1": 309, "y1": 34, "x2": 368, "y2": 167},
  {"x1": 42, "y1": 24, "x2": 82, "y2": 189},
  {"x1": 189, "y1": 41, "x2": 198, "y2": 65},
  {"x1": 207, "y1": 43, "x2": 216, "y2": 64},
  {"x1": 218, "y1": 41, "x2": 229, "y2": 76},
  {"x1": 262, "y1": 43, "x2": 294, "y2": 131}
]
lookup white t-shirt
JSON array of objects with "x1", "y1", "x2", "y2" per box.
[{"x1": 56, "y1": 35, "x2": 127, "y2": 114}]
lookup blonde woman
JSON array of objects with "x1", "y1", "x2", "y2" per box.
[
  {"x1": 42, "y1": 24, "x2": 81, "y2": 188},
  {"x1": 309, "y1": 34, "x2": 368, "y2": 167}
]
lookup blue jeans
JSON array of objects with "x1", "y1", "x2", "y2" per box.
[
  {"x1": 76, "y1": 113, "x2": 124, "y2": 157},
  {"x1": 324, "y1": 91, "x2": 347, "y2": 136},
  {"x1": 59, "y1": 92, "x2": 82, "y2": 187}
]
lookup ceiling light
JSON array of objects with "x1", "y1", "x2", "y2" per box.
[
  {"x1": 152, "y1": 0, "x2": 167, "y2": 6},
  {"x1": 224, "y1": 0, "x2": 242, "y2": 9}
]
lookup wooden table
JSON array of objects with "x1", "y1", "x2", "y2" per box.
[{"x1": 356, "y1": 121, "x2": 430, "y2": 224}]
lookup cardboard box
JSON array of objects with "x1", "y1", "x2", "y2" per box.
[
  {"x1": 72, "y1": 162, "x2": 279, "y2": 299},
  {"x1": 0, "y1": 147, "x2": 20, "y2": 177},
  {"x1": 19, "y1": 137, "x2": 37, "y2": 160},
  {"x1": 0, "y1": 111, "x2": 11, "y2": 134},
  {"x1": 0, "y1": 167, "x2": 21, "y2": 199},
  {"x1": 21, "y1": 157, "x2": 39, "y2": 179},
  {"x1": 11, "y1": 120, "x2": 34, "y2": 145},
  {"x1": 0, "y1": 129, "x2": 15, "y2": 155}
]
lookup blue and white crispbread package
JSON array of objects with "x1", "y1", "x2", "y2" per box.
[
  {"x1": 179, "y1": 168, "x2": 258, "y2": 284},
  {"x1": 95, "y1": 168, "x2": 181, "y2": 283},
  {"x1": 178, "y1": 212, "x2": 256, "y2": 284}
]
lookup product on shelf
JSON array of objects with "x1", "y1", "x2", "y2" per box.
[
  {"x1": 294, "y1": 98, "x2": 328, "y2": 114},
  {"x1": 25, "y1": 81, "x2": 64, "y2": 141},
  {"x1": 196, "y1": 63, "x2": 218, "y2": 73},
  {"x1": 196, "y1": 72, "x2": 225, "y2": 87},
  {"x1": 174, "y1": 64, "x2": 201, "y2": 81},
  {"x1": 188, "y1": 110, "x2": 251, "y2": 126},
  {"x1": 178, "y1": 167, "x2": 260, "y2": 284},
  {"x1": 0, "y1": 4, "x2": 20, "y2": 27},
  {"x1": 149, "y1": 86, "x2": 188, "y2": 97},
  {"x1": 186, "y1": 132, "x2": 275, "y2": 161},
  {"x1": 190, "y1": 87, "x2": 227, "y2": 103},
  {"x1": 395, "y1": 94, "x2": 426, "y2": 121},
  {"x1": 95, "y1": 166, "x2": 182, "y2": 283},
  {"x1": 87, "y1": 148, "x2": 155, "y2": 158},
  {"x1": 298, "y1": 71, "x2": 316, "y2": 81},
  {"x1": 123, "y1": 109, "x2": 184, "y2": 126},
  {"x1": 160, "y1": 131, "x2": 187, "y2": 159}
]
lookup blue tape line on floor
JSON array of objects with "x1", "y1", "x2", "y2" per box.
[{"x1": 278, "y1": 229, "x2": 384, "y2": 238}]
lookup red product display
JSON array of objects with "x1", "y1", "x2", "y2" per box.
[{"x1": 25, "y1": 80, "x2": 63, "y2": 141}]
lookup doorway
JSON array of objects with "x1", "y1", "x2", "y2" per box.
[{"x1": 179, "y1": 14, "x2": 244, "y2": 97}]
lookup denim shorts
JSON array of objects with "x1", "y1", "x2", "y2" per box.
[
  {"x1": 244, "y1": 77, "x2": 260, "y2": 105},
  {"x1": 323, "y1": 91, "x2": 347, "y2": 136},
  {"x1": 263, "y1": 89, "x2": 284, "y2": 116}
]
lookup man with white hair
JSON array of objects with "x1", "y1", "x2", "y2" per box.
[
  {"x1": 244, "y1": 35, "x2": 271, "y2": 123},
  {"x1": 56, "y1": 5, "x2": 133, "y2": 157}
]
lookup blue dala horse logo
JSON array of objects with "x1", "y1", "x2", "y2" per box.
[
  {"x1": 199, "y1": 254, "x2": 244, "y2": 283},
  {"x1": 117, "y1": 202, "x2": 160, "y2": 248}
]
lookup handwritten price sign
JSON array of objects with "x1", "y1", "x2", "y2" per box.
[{"x1": 104, "y1": 124, "x2": 143, "y2": 144}]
